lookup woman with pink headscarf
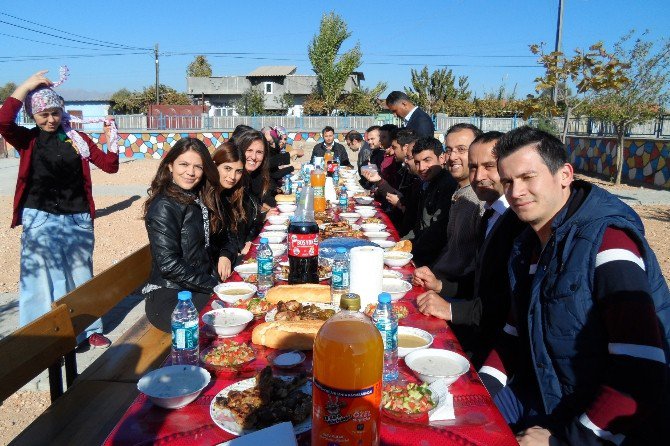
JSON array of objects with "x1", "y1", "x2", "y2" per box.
[{"x1": 0, "y1": 69, "x2": 119, "y2": 348}]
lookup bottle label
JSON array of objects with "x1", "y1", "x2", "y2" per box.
[
  {"x1": 375, "y1": 321, "x2": 397, "y2": 351},
  {"x1": 313, "y1": 187, "x2": 325, "y2": 198},
  {"x1": 312, "y1": 379, "x2": 381, "y2": 446},
  {"x1": 258, "y1": 256, "x2": 273, "y2": 275},
  {"x1": 172, "y1": 319, "x2": 198, "y2": 350},
  {"x1": 288, "y1": 233, "x2": 319, "y2": 258},
  {"x1": 332, "y1": 268, "x2": 349, "y2": 288}
]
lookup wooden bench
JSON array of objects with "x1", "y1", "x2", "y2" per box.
[{"x1": 8, "y1": 244, "x2": 175, "y2": 446}]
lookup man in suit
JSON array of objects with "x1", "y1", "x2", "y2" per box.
[
  {"x1": 386, "y1": 91, "x2": 435, "y2": 138},
  {"x1": 310, "y1": 125, "x2": 352, "y2": 167},
  {"x1": 415, "y1": 131, "x2": 526, "y2": 368}
]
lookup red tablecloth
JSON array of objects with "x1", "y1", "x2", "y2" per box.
[{"x1": 103, "y1": 205, "x2": 516, "y2": 446}]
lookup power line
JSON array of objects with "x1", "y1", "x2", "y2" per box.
[
  {"x1": 0, "y1": 52, "x2": 149, "y2": 63},
  {"x1": 0, "y1": 11, "x2": 150, "y2": 51},
  {"x1": 0, "y1": 31, "x2": 110, "y2": 51}
]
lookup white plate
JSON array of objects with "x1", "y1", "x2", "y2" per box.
[
  {"x1": 210, "y1": 376, "x2": 312, "y2": 436},
  {"x1": 265, "y1": 302, "x2": 339, "y2": 322},
  {"x1": 274, "y1": 262, "x2": 332, "y2": 282},
  {"x1": 383, "y1": 269, "x2": 403, "y2": 279}
]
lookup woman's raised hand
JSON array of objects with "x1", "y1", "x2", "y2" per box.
[{"x1": 12, "y1": 71, "x2": 54, "y2": 102}]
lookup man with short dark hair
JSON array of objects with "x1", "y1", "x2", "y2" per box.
[
  {"x1": 481, "y1": 126, "x2": 670, "y2": 445},
  {"x1": 345, "y1": 130, "x2": 368, "y2": 172},
  {"x1": 406, "y1": 137, "x2": 457, "y2": 266},
  {"x1": 386, "y1": 91, "x2": 435, "y2": 138},
  {"x1": 310, "y1": 125, "x2": 352, "y2": 167}
]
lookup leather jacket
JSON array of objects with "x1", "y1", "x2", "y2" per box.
[{"x1": 145, "y1": 192, "x2": 218, "y2": 294}]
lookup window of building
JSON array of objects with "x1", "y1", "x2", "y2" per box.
[{"x1": 264, "y1": 82, "x2": 273, "y2": 94}]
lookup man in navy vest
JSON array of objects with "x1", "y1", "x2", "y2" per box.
[{"x1": 480, "y1": 126, "x2": 670, "y2": 445}]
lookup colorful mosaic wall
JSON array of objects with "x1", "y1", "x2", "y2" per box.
[{"x1": 566, "y1": 136, "x2": 670, "y2": 188}]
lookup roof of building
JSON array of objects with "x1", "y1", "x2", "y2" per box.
[
  {"x1": 55, "y1": 88, "x2": 112, "y2": 102},
  {"x1": 247, "y1": 66, "x2": 297, "y2": 77}
]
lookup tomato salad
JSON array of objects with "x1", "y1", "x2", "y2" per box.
[
  {"x1": 202, "y1": 340, "x2": 256, "y2": 368},
  {"x1": 382, "y1": 382, "x2": 435, "y2": 414}
]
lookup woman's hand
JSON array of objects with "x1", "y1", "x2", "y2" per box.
[
  {"x1": 217, "y1": 256, "x2": 232, "y2": 281},
  {"x1": 241, "y1": 241, "x2": 252, "y2": 256},
  {"x1": 12, "y1": 70, "x2": 53, "y2": 102},
  {"x1": 265, "y1": 207, "x2": 280, "y2": 217}
]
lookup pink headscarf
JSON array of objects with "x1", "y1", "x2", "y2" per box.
[{"x1": 25, "y1": 66, "x2": 119, "y2": 159}]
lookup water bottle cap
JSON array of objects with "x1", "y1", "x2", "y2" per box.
[
  {"x1": 177, "y1": 291, "x2": 192, "y2": 301},
  {"x1": 378, "y1": 292, "x2": 392, "y2": 304},
  {"x1": 336, "y1": 247, "x2": 346, "y2": 254},
  {"x1": 260, "y1": 237, "x2": 268, "y2": 244}
]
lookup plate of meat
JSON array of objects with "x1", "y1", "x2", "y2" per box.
[
  {"x1": 210, "y1": 366, "x2": 312, "y2": 436},
  {"x1": 265, "y1": 300, "x2": 338, "y2": 322}
]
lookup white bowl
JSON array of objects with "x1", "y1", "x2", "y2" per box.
[
  {"x1": 214, "y1": 282, "x2": 257, "y2": 303},
  {"x1": 280, "y1": 211, "x2": 295, "y2": 219},
  {"x1": 265, "y1": 224, "x2": 288, "y2": 232},
  {"x1": 267, "y1": 214, "x2": 289, "y2": 225},
  {"x1": 405, "y1": 348, "x2": 470, "y2": 385},
  {"x1": 382, "y1": 278, "x2": 412, "y2": 301},
  {"x1": 346, "y1": 189, "x2": 357, "y2": 198},
  {"x1": 361, "y1": 223, "x2": 386, "y2": 232},
  {"x1": 277, "y1": 203, "x2": 297, "y2": 213},
  {"x1": 233, "y1": 263, "x2": 257, "y2": 280},
  {"x1": 355, "y1": 208, "x2": 377, "y2": 218},
  {"x1": 259, "y1": 231, "x2": 287, "y2": 243},
  {"x1": 364, "y1": 231, "x2": 391, "y2": 242},
  {"x1": 383, "y1": 251, "x2": 413, "y2": 267},
  {"x1": 202, "y1": 307, "x2": 254, "y2": 337},
  {"x1": 355, "y1": 196, "x2": 374, "y2": 205},
  {"x1": 339, "y1": 212, "x2": 361, "y2": 224},
  {"x1": 375, "y1": 240, "x2": 397, "y2": 250},
  {"x1": 137, "y1": 365, "x2": 210, "y2": 409},
  {"x1": 269, "y1": 243, "x2": 287, "y2": 257},
  {"x1": 383, "y1": 269, "x2": 403, "y2": 279},
  {"x1": 397, "y1": 326, "x2": 434, "y2": 358}
]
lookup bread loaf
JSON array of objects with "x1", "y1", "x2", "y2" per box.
[
  {"x1": 265, "y1": 284, "x2": 331, "y2": 304},
  {"x1": 251, "y1": 320, "x2": 324, "y2": 350},
  {"x1": 391, "y1": 240, "x2": 412, "y2": 252},
  {"x1": 275, "y1": 194, "x2": 296, "y2": 203}
]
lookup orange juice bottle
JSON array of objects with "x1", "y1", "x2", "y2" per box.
[
  {"x1": 311, "y1": 167, "x2": 327, "y2": 213},
  {"x1": 312, "y1": 293, "x2": 383, "y2": 446}
]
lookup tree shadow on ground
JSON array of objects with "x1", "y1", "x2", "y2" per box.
[{"x1": 96, "y1": 196, "x2": 141, "y2": 218}]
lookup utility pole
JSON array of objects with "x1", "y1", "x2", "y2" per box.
[
  {"x1": 553, "y1": 0, "x2": 564, "y2": 104},
  {"x1": 154, "y1": 43, "x2": 160, "y2": 104}
]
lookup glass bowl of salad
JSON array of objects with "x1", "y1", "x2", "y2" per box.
[
  {"x1": 382, "y1": 382, "x2": 435, "y2": 422},
  {"x1": 200, "y1": 340, "x2": 256, "y2": 373}
]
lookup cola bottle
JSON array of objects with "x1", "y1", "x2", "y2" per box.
[{"x1": 288, "y1": 186, "x2": 320, "y2": 284}]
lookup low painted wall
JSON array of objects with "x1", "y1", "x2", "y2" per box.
[{"x1": 566, "y1": 136, "x2": 670, "y2": 188}]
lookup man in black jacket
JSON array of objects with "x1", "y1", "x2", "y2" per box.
[
  {"x1": 415, "y1": 132, "x2": 526, "y2": 368},
  {"x1": 310, "y1": 125, "x2": 352, "y2": 167},
  {"x1": 386, "y1": 91, "x2": 435, "y2": 138}
]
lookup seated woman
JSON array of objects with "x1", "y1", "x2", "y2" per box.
[
  {"x1": 232, "y1": 128, "x2": 277, "y2": 211},
  {"x1": 212, "y1": 141, "x2": 262, "y2": 269},
  {"x1": 143, "y1": 137, "x2": 225, "y2": 333}
]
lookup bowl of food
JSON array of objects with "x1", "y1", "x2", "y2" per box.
[
  {"x1": 264, "y1": 224, "x2": 288, "y2": 232},
  {"x1": 355, "y1": 207, "x2": 377, "y2": 218},
  {"x1": 383, "y1": 251, "x2": 413, "y2": 267},
  {"x1": 405, "y1": 348, "x2": 470, "y2": 385},
  {"x1": 364, "y1": 231, "x2": 391, "y2": 242},
  {"x1": 267, "y1": 214, "x2": 290, "y2": 225},
  {"x1": 339, "y1": 212, "x2": 361, "y2": 224},
  {"x1": 382, "y1": 382, "x2": 435, "y2": 421},
  {"x1": 200, "y1": 340, "x2": 256, "y2": 371},
  {"x1": 233, "y1": 263, "x2": 257, "y2": 280},
  {"x1": 382, "y1": 278, "x2": 412, "y2": 301},
  {"x1": 269, "y1": 243, "x2": 287, "y2": 257},
  {"x1": 277, "y1": 203, "x2": 297, "y2": 214},
  {"x1": 202, "y1": 307, "x2": 254, "y2": 337},
  {"x1": 213, "y1": 282, "x2": 257, "y2": 303},
  {"x1": 233, "y1": 297, "x2": 274, "y2": 319},
  {"x1": 397, "y1": 326, "x2": 434, "y2": 358},
  {"x1": 137, "y1": 365, "x2": 210, "y2": 409},
  {"x1": 375, "y1": 240, "x2": 397, "y2": 250},
  {"x1": 354, "y1": 196, "x2": 374, "y2": 205},
  {"x1": 361, "y1": 223, "x2": 386, "y2": 232},
  {"x1": 259, "y1": 231, "x2": 287, "y2": 244}
]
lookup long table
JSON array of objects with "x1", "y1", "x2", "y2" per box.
[{"x1": 103, "y1": 206, "x2": 516, "y2": 446}]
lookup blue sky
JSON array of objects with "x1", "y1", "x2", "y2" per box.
[{"x1": 1, "y1": 0, "x2": 668, "y2": 99}]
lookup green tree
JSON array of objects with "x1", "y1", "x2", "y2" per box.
[
  {"x1": 586, "y1": 31, "x2": 670, "y2": 184},
  {"x1": 278, "y1": 92, "x2": 296, "y2": 113},
  {"x1": 338, "y1": 82, "x2": 387, "y2": 115},
  {"x1": 110, "y1": 85, "x2": 192, "y2": 114},
  {"x1": 110, "y1": 88, "x2": 142, "y2": 114},
  {"x1": 404, "y1": 66, "x2": 471, "y2": 115},
  {"x1": 186, "y1": 55, "x2": 213, "y2": 77},
  {"x1": 528, "y1": 41, "x2": 629, "y2": 142},
  {"x1": 0, "y1": 82, "x2": 17, "y2": 102},
  {"x1": 234, "y1": 87, "x2": 265, "y2": 115},
  {"x1": 308, "y1": 11, "x2": 362, "y2": 114}
]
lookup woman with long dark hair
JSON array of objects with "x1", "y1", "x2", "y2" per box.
[
  {"x1": 142, "y1": 137, "x2": 225, "y2": 332},
  {"x1": 232, "y1": 128, "x2": 277, "y2": 210}
]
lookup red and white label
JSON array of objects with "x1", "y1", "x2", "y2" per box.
[{"x1": 289, "y1": 233, "x2": 319, "y2": 258}]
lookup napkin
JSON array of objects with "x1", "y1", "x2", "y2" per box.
[
  {"x1": 217, "y1": 422, "x2": 298, "y2": 446},
  {"x1": 349, "y1": 246, "x2": 384, "y2": 307},
  {"x1": 427, "y1": 379, "x2": 455, "y2": 422},
  {"x1": 325, "y1": 177, "x2": 338, "y2": 203}
]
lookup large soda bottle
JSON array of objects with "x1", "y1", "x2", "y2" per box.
[
  {"x1": 171, "y1": 291, "x2": 199, "y2": 365},
  {"x1": 312, "y1": 293, "x2": 383, "y2": 445},
  {"x1": 311, "y1": 166, "x2": 326, "y2": 213},
  {"x1": 288, "y1": 187, "x2": 320, "y2": 284}
]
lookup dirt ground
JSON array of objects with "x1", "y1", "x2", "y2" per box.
[{"x1": 0, "y1": 163, "x2": 668, "y2": 444}]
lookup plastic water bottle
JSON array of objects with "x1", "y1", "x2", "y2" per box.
[
  {"x1": 372, "y1": 292, "x2": 398, "y2": 381},
  {"x1": 332, "y1": 167, "x2": 340, "y2": 187},
  {"x1": 330, "y1": 247, "x2": 350, "y2": 307},
  {"x1": 257, "y1": 237, "x2": 274, "y2": 297},
  {"x1": 171, "y1": 291, "x2": 199, "y2": 365},
  {"x1": 338, "y1": 186, "x2": 348, "y2": 209},
  {"x1": 283, "y1": 174, "x2": 292, "y2": 194}
]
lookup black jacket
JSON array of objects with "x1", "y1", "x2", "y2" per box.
[
  {"x1": 449, "y1": 207, "x2": 527, "y2": 368},
  {"x1": 404, "y1": 107, "x2": 435, "y2": 138},
  {"x1": 215, "y1": 190, "x2": 263, "y2": 263},
  {"x1": 145, "y1": 192, "x2": 219, "y2": 294},
  {"x1": 249, "y1": 169, "x2": 276, "y2": 207},
  {"x1": 310, "y1": 142, "x2": 352, "y2": 167}
]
